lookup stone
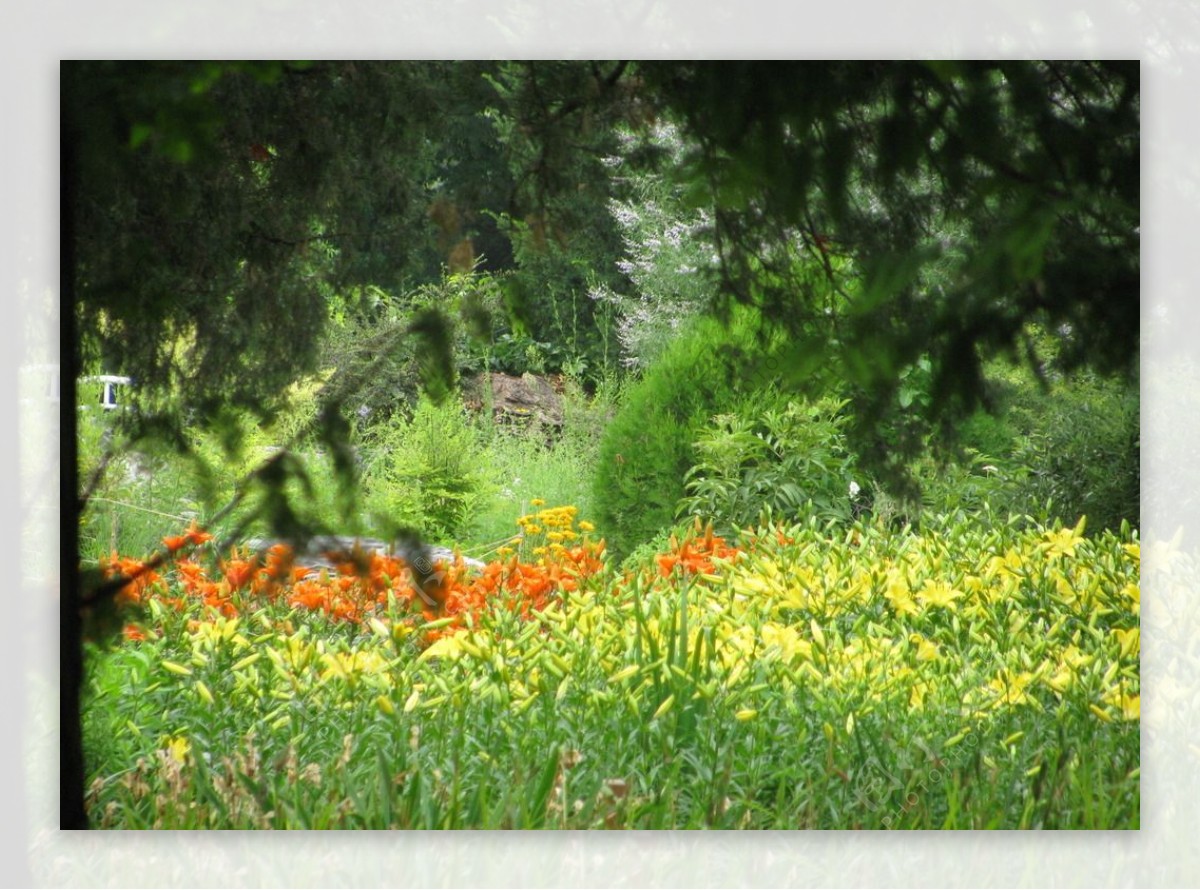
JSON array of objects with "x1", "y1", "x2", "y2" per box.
[
  {"x1": 464, "y1": 372, "x2": 564, "y2": 429},
  {"x1": 243, "y1": 535, "x2": 485, "y2": 573}
]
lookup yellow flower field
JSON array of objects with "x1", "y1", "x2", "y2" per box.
[{"x1": 82, "y1": 510, "x2": 1139, "y2": 829}]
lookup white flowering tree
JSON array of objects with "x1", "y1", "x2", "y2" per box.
[{"x1": 589, "y1": 124, "x2": 720, "y2": 370}]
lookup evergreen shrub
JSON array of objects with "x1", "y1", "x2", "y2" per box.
[{"x1": 592, "y1": 310, "x2": 781, "y2": 559}]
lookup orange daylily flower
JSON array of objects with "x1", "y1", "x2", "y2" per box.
[
  {"x1": 162, "y1": 521, "x2": 213, "y2": 553},
  {"x1": 115, "y1": 525, "x2": 615, "y2": 645},
  {"x1": 175, "y1": 559, "x2": 206, "y2": 594},
  {"x1": 100, "y1": 552, "x2": 163, "y2": 606},
  {"x1": 162, "y1": 533, "x2": 189, "y2": 553},
  {"x1": 657, "y1": 527, "x2": 740, "y2": 578},
  {"x1": 222, "y1": 557, "x2": 257, "y2": 591}
]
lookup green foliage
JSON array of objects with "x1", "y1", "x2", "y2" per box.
[
  {"x1": 68, "y1": 62, "x2": 420, "y2": 415},
  {"x1": 359, "y1": 397, "x2": 493, "y2": 542},
  {"x1": 465, "y1": 376, "x2": 617, "y2": 548},
  {"x1": 617, "y1": 521, "x2": 695, "y2": 573},
  {"x1": 1002, "y1": 373, "x2": 1139, "y2": 534},
  {"x1": 678, "y1": 396, "x2": 860, "y2": 536},
  {"x1": 908, "y1": 450, "x2": 1029, "y2": 531},
  {"x1": 485, "y1": 61, "x2": 634, "y2": 384},
  {"x1": 76, "y1": 390, "x2": 368, "y2": 566},
  {"x1": 634, "y1": 61, "x2": 1139, "y2": 484},
  {"x1": 65, "y1": 61, "x2": 1142, "y2": 828},
  {"x1": 465, "y1": 432, "x2": 596, "y2": 550},
  {"x1": 76, "y1": 401, "x2": 206, "y2": 563},
  {"x1": 305, "y1": 272, "x2": 521, "y2": 436},
  {"x1": 593, "y1": 310, "x2": 781, "y2": 558},
  {"x1": 830, "y1": 323, "x2": 1139, "y2": 536},
  {"x1": 461, "y1": 332, "x2": 565, "y2": 378},
  {"x1": 556, "y1": 374, "x2": 622, "y2": 462},
  {"x1": 902, "y1": 318, "x2": 1139, "y2": 536},
  {"x1": 498, "y1": 215, "x2": 623, "y2": 383},
  {"x1": 67, "y1": 60, "x2": 1140, "y2": 513},
  {"x1": 68, "y1": 59, "x2": 1140, "y2": 547}
]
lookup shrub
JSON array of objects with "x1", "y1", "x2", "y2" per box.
[
  {"x1": 587, "y1": 122, "x2": 718, "y2": 371},
  {"x1": 677, "y1": 395, "x2": 861, "y2": 537},
  {"x1": 953, "y1": 359, "x2": 1139, "y2": 535},
  {"x1": 359, "y1": 397, "x2": 493, "y2": 542},
  {"x1": 592, "y1": 309, "x2": 782, "y2": 559},
  {"x1": 911, "y1": 449, "x2": 1030, "y2": 529},
  {"x1": 1007, "y1": 372, "x2": 1139, "y2": 533}
]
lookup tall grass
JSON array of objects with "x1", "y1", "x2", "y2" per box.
[
  {"x1": 461, "y1": 375, "x2": 618, "y2": 552},
  {"x1": 464, "y1": 429, "x2": 597, "y2": 552}
]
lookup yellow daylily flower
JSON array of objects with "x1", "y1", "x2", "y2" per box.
[
  {"x1": 418, "y1": 632, "x2": 468, "y2": 662},
  {"x1": 909, "y1": 634, "x2": 940, "y2": 662},
  {"x1": 917, "y1": 580, "x2": 963, "y2": 611},
  {"x1": 1100, "y1": 687, "x2": 1141, "y2": 721},
  {"x1": 883, "y1": 574, "x2": 919, "y2": 616},
  {"x1": 1112, "y1": 627, "x2": 1139, "y2": 659},
  {"x1": 909, "y1": 678, "x2": 932, "y2": 710},
  {"x1": 1119, "y1": 583, "x2": 1140, "y2": 615},
  {"x1": 1041, "y1": 517, "x2": 1086, "y2": 559},
  {"x1": 984, "y1": 669, "x2": 1038, "y2": 709},
  {"x1": 165, "y1": 736, "x2": 190, "y2": 765},
  {"x1": 761, "y1": 622, "x2": 813, "y2": 663}
]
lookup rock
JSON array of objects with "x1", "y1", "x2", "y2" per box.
[
  {"x1": 464, "y1": 372, "x2": 564, "y2": 429},
  {"x1": 243, "y1": 535, "x2": 485, "y2": 573}
]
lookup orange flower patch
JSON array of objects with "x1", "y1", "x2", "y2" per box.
[
  {"x1": 110, "y1": 517, "x2": 611, "y2": 643},
  {"x1": 252, "y1": 544, "x2": 298, "y2": 598},
  {"x1": 657, "y1": 522, "x2": 741, "y2": 578},
  {"x1": 222, "y1": 556, "x2": 258, "y2": 591},
  {"x1": 175, "y1": 559, "x2": 207, "y2": 594},
  {"x1": 100, "y1": 552, "x2": 164, "y2": 606}
]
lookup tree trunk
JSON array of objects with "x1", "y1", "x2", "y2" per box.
[{"x1": 60, "y1": 104, "x2": 88, "y2": 829}]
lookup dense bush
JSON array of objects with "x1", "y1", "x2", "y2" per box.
[
  {"x1": 592, "y1": 309, "x2": 783, "y2": 559},
  {"x1": 677, "y1": 395, "x2": 861, "y2": 537},
  {"x1": 850, "y1": 326, "x2": 1140, "y2": 536},
  {"x1": 1009, "y1": 373, "x2": 1139, "y2": 533},
  {"x1": 498, "y1": 214, "x2": 625, "y2": 384},
  {"x1": 954, "y1": 360, "x2": 1139, "y2": 535}
]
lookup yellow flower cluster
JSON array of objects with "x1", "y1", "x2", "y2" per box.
[
  {"x1": 515, "y1": 502, "x2": 594, "y2": 561},
  {"x1": 703, "y1": 514, "x2": 1139, "y2": 725},
  {"x1": 577, "y1": 514, "x2": 1136, "y2": 731}
]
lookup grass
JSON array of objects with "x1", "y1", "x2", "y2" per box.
[
  {"x1": 463, "y1": 427, "x2": 599, "y2": 552},
  {"x1": 78, "y1": 384, "x2": 609, "y2": 568},
  {"x1": 81, "y1": 511, "x2": 1139, "y2": 829}
]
